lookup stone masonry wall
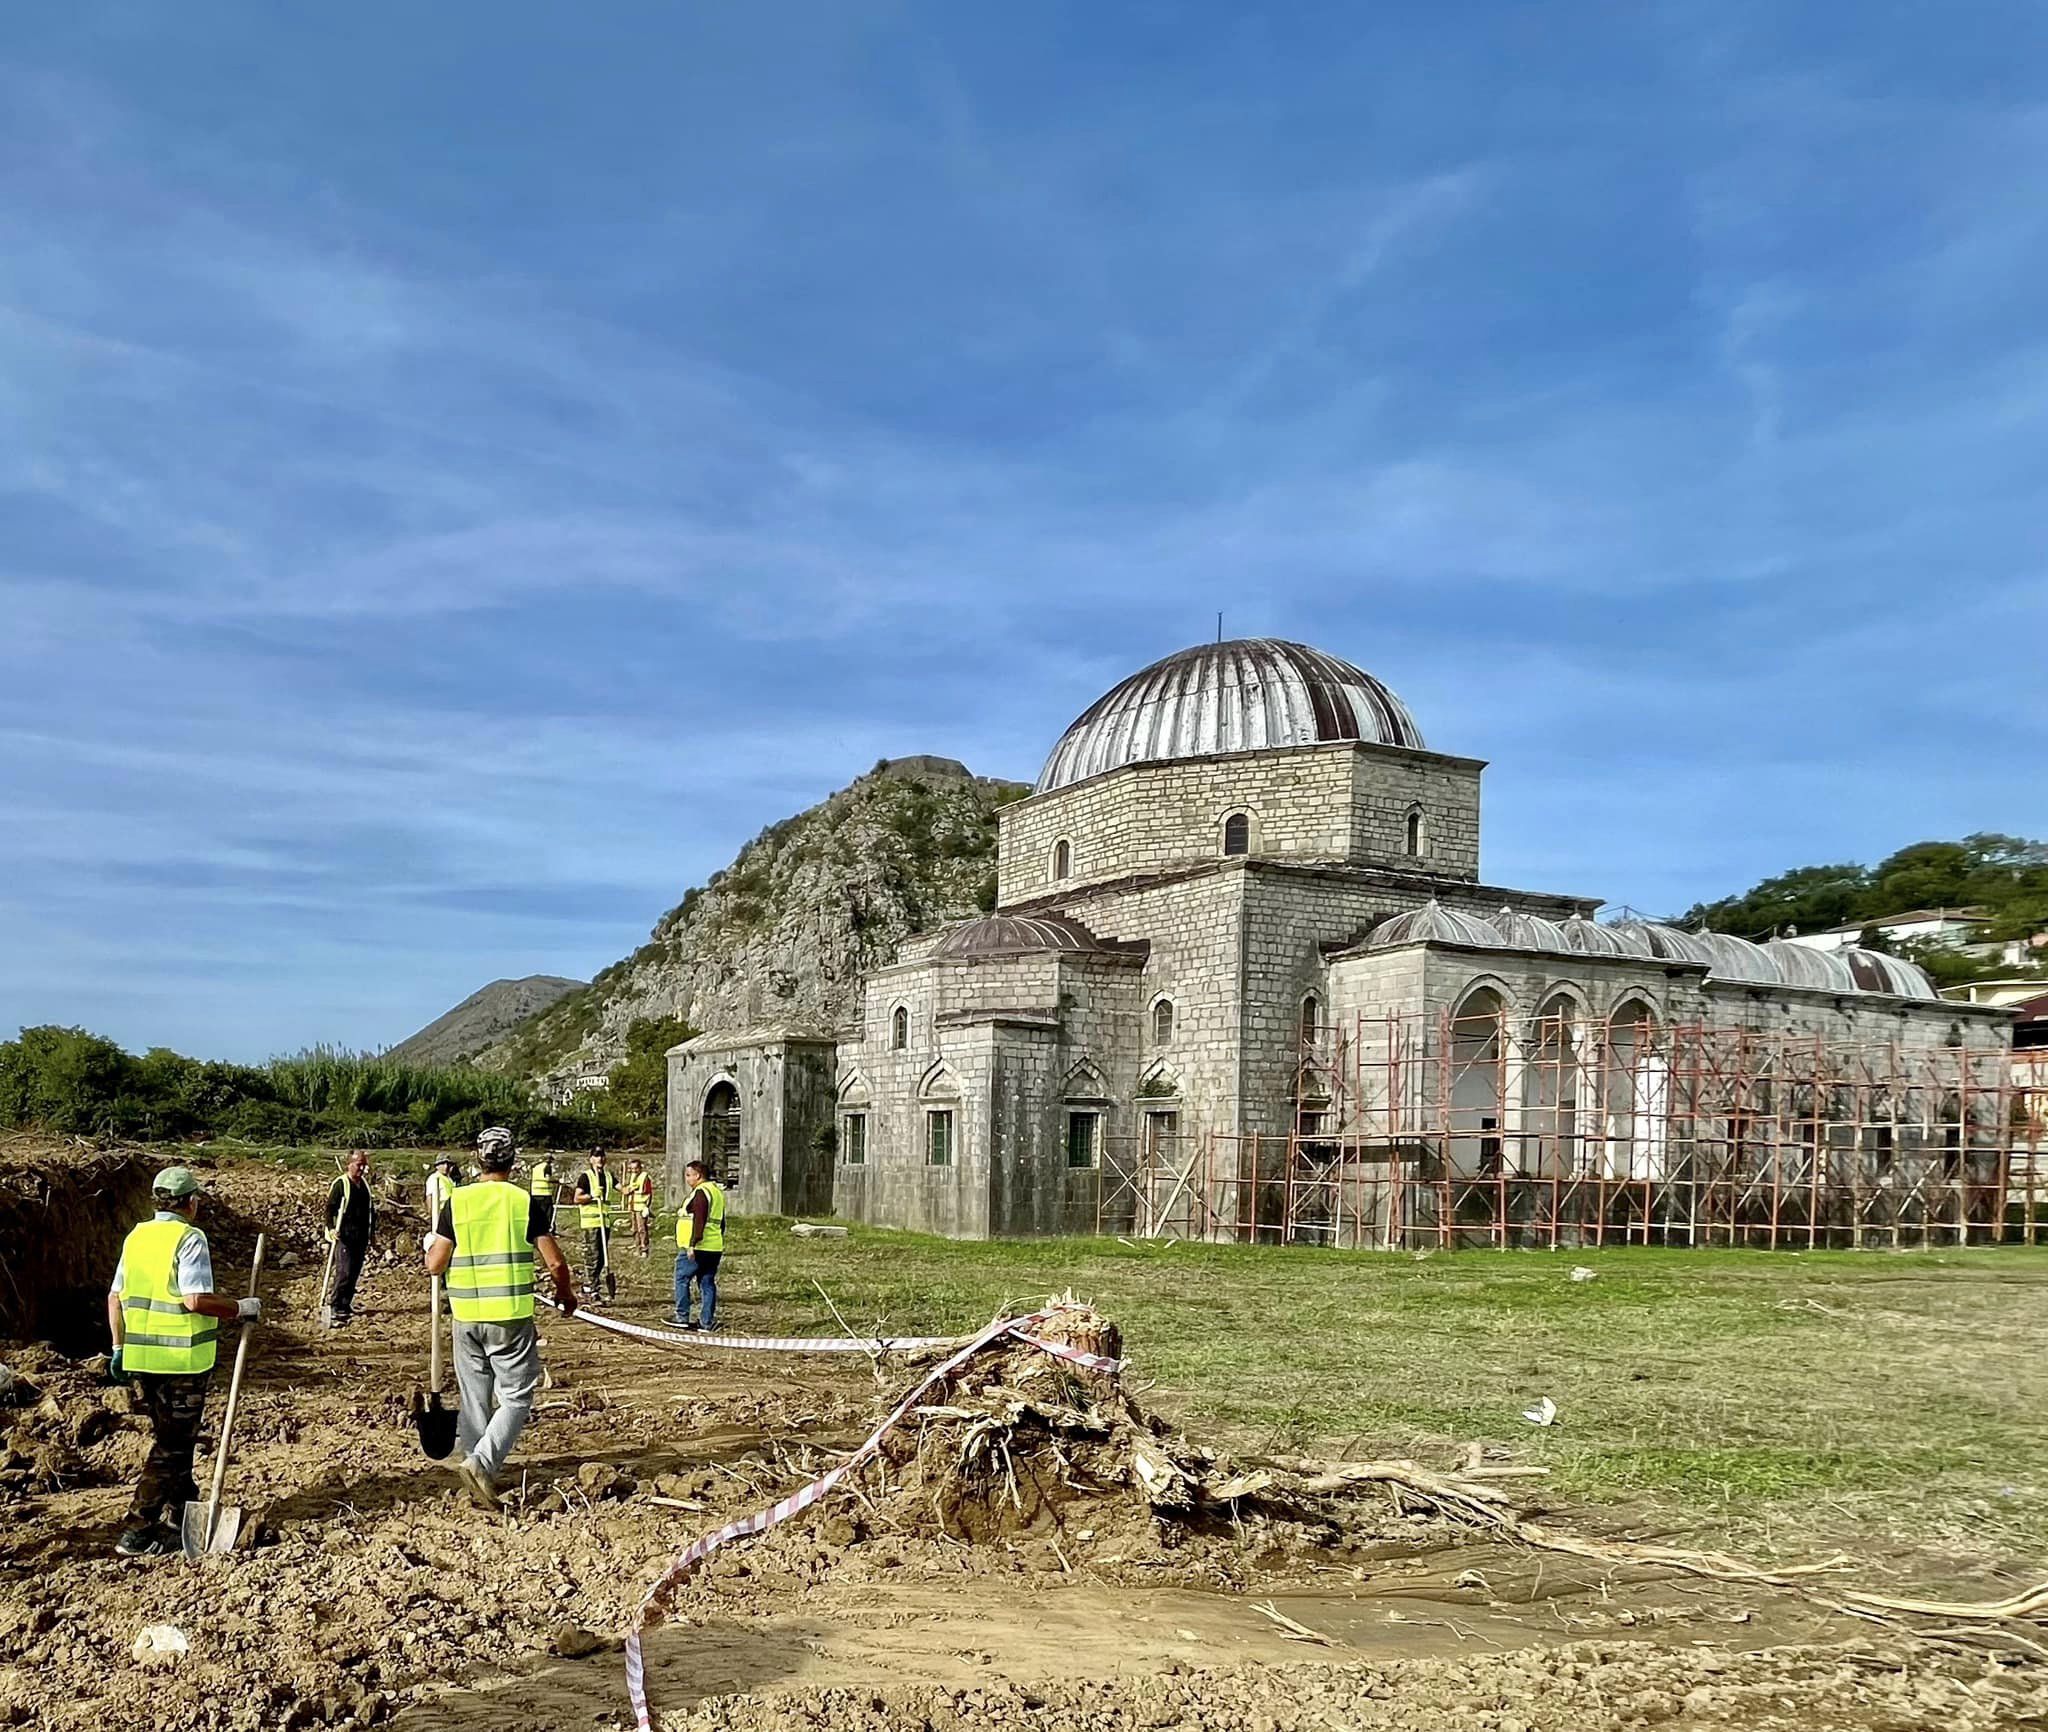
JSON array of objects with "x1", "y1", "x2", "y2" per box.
[{"x1": 998, "y1": 741, "x2": 1483, "y2": 905}]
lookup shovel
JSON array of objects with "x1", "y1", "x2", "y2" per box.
[
  {"x1": 183, "y1": 1233, "x2": 264, "y2": 1558},
  {"x1": 599, "y1": 1208, "x2": 618, "y2": 1304},
  {"x1": 411, "y1": 1274, "x2": 458, "y2": 1459}
]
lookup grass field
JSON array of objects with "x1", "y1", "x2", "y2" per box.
[{"x1": 602, "y1": 1217, "x2": 2048, "y2": 1567}]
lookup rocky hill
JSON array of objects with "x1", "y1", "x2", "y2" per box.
[
  {"x1": 483, "y1": 758, "x2": 1029, "y2": 1085},
  {"x1": 386, "y1": 975, "x2": 586, "y2": 1065}
]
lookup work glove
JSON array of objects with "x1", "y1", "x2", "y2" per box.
[
  {"x1": 236, "y1": 1296, "x2": 262, "y2": 1322},
  {"x1": 420, "y1": 1233, "x2": 434, "y2": 1253},
  {"x1": 107, "y1": 1346, "x2": 129, "y2": 1385}
]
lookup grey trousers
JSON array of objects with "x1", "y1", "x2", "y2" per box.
[{"x1": 451, "y1": 1317, "x2": 542, "y2": 1483}]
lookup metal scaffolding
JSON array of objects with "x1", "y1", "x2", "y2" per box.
[{"x1": 1078, "y1": 1005, "x2": 2041, "y2": 1250}]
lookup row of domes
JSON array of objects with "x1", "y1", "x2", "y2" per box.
[{"x1": 1364, "y1": 902, "x2": 1937, "y2": 999}]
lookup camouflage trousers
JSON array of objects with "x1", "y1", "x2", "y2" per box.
[{"x1": 130, "y1": 1371, "x2": 210, "y2": 1528}]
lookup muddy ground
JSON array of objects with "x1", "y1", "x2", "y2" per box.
[{"x1": 0, "y1": 1157, "x2": 2042, "y2": 1731}]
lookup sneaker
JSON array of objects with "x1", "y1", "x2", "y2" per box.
[
  {"x1": 454, "y1": 1456, "x2": 501, "y2": 1512},
  {"x1": 115, "y1": 1525, "x2": 175, "y2": 1557}
]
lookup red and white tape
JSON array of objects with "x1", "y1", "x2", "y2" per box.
[
  {"x1": 538, "y1": 1295, "x2": 965, "y2": 1355},
  {"x1": 619, "y1": 1309, "x2": 1121, "y2": 1728}
]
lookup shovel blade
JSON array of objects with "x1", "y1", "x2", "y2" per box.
[
  {"x1": 412, "y1": 1392, "x2": 459, "y2": 1461},
  {"x1": 179, "y1": 1499, "x2": 242, "y2": 1557}
]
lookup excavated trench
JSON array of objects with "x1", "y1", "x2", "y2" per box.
[{"x1": 0, "y1": 1143, "x2": 158, "y2": 1350}]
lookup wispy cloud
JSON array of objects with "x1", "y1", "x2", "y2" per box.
[{"x1": 2, "y1": 9, "x2": 2044, "y2": 1057}]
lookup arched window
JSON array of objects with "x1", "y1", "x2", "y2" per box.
[
  {"x1": 890, "y1": 1005, "x2": 909, "y2": 1050},
  {"x1": 1299, "y1": 992, "x2": 1322, "y2": 1045},
  {"x1": 1221, "y1": 812, "x2": 1250, "y2": 857},
  {"x1": 1405, "y1": 806, "x2": 1425, "y2": 857},
  {"x1": 1152, "y1": 998, "x2": 1174, "y2": 1046},
  {"x1": 1052, "y1": 839, "x2": 1071, "y2": 880}
]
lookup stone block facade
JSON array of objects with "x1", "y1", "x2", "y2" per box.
[{"x1": 998, "y1": 741, "x2": 1483, "y2": 905}]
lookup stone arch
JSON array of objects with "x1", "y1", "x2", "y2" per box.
[
  {"x1": 837, "y1": 1069, "x2": 872, "y2": 1108},
  {"x1": 890, "y1": 1002, "x2": 910, "y2": 1051},
  {"x1": 1298, "y1": 990, "x2": 1324, "y2": 1047},
  {"x1": 1149, "y1": 993, "x2": 1175, "y2": 1047},
  {"x1": 1061, "y1": 1056, "x2": 1111, "y2": 1102},
  {"x1": 1602, "y1": 996, "x2": 1668, "y2": 1181},
  {"x1": 1448, "y1": 984, "x2": 1509, "y2": 1179},
  {"x1": 1527, "y1": 987, "x2": 1587, "y2": 1177},
  {"x1": 917, "y1": 1059, "x2": 961, "y2": 1101},
  {"x1": 700, "y1": 1077, "x2": 741, "y2": 1185}
]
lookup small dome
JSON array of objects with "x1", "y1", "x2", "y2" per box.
[
  {"x1": 1842, "y1": 947, "x2": 1939, "y2": 1000},
  {"x1": 1612, "y1": 921, "x2": 1718, "y2": 966},
  {"x1": 1558, "y1": 914, "x2": 1652, "y2": 957},
  {"x1": 1492, "y1": 906, "x2": 1568, "y2": 951},
  {"x1": 1764, "y1": 940, "x2": 1859, "y2": 993},
  {"x1": 1367, "y1": 900, "x2": 1505, "y2": 951},
  {"x1": 1037, "y1": 638, "x2": 1424, "y2": 793},
  {"x1": 1688, "y1": 930, "x2": 1779, "y2": 986},
  {"x1": 931, "y1": 912, "x2": 1105, "y2": 961}
]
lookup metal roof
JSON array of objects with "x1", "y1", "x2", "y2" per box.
[
  {"x1": 931, "y1": 912, "x2": 1107, "y2": 961},
  {"x1": 1036, "y1": 638, "x2": 1425, "y2": 793},
  {"x1": 1365, "y1": 901, "x2": 1505, "y2": 951},
  {"x1": 1359, "y1": 913, "x2": 1942, "y2": 1001}
]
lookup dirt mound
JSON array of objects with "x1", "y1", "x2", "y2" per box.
[{"x1": 655, "y1": 1303, "x2": 1499, "y2": 1622}]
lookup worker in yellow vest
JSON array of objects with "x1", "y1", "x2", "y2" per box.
[
  {"x1": 624, "y1": 1156, "x2": 656, "y2": 1258},
  {"x1": 424, "y1": 1152, "x2": 460, "y2": 1219},
  {"x1": 526, "y1": 1152, "x2": 554, "y2": 1200},
  {"x1": 571, "y1": 1147, "x2": 620, "y2": 1301},
  {"x1": 668, "y1": 1159, "x2": 726, "y2": 1331},
  {"x1": 424, "y1": 1126, "x2": 575, "y2": 1510},
  {"x1": 104, "y1": 1168, "x2": 260, "y2": 1556}
]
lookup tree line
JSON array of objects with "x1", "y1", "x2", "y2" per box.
[{"x1": 0, "y1": 1025, "x2": 669, "y2": 1148}]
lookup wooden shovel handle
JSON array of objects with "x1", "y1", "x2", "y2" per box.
[{"x1": 202, "y1": 1233, "x2": 265, "y2": 1549}]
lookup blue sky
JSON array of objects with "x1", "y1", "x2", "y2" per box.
[{"x1": 4, "y1": 4, "x2": 2044, "y2": 1061}]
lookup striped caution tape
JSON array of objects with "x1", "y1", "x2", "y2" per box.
[
  {"x1": 538, "y1": 1295, "x2": 965, "y2": 1355},
  {"x1": 620, "y1": 1307, "x2": 1122, "y2": 1729}
]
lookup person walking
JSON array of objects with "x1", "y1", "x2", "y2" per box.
[
  {"x1": 571, "y1": 1148, "x2": 619, "y2": 1300},
  {"x1": 669, "y1": 1159, "x2": 725, "y2": 1331},
  {"x1": 105, "y1": 1167, "x2": 261, "y2": 1556},
  {"x1": 624, "y1": 1156, "x2": 655, "y2": 1258},
  {"x1": 424, "y1": 1152, "x2": 461, "y2": 1220},
  {"x1": 423, "y1": 1126, "x2": 575, "y2": 1511},
  {"x1": 323, "y1": 1150, "x2": 375, "y2": 1327}
]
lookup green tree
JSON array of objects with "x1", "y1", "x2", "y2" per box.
[{"x1": 602, "y1": 1016, "x2": 698, "y2": 1122}]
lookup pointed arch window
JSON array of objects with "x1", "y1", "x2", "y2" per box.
[
  {"x1": 1152, "y1": 998, "x2": 1175, "y2": 1046},
  {"x1": 1405, "y1": 806, "x2": 1425, "y2": 857},
  {"x1": 891, "y1": 1005, "x2": 909, "y2": 1050}
]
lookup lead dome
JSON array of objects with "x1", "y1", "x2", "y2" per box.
[{"x1": 1037, "y1": 638, "x2": 1425, "y2": 793}]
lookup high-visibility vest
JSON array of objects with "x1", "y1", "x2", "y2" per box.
[
  {"x1": 446, "y1": 1183, "x2": 535, "y2": 1324},
  {"x1": 529, "y1": 1158, "x2": 553, "y2": 1198},
  {"x1": 426, "y1": 1170, "x2": 459, "y2": 1218},
  {"x1": 118, "y1": 1219, "x2": 218, "y2": 1375},
  {"x1": 627, "y1": 1175, "x2": 653, "y2": 1218},
  {"x1": 578, "y1": 1169, "x2": 619, "y2": 1231},
  {"x1": 678, "y1": 1181, "x2": 726, "y2": 1254}
]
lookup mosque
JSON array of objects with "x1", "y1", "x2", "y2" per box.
[{"x1": 667, "y1": 639, "x2": 2013, "y2": 1246}]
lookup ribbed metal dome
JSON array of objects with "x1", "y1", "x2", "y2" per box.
[
  {"x1": 931, "y1": 912, "x2": 1105, "y2": 961},
  {"x1": 1365, "y1": 901, "x2": 1504, "y2": 951},
  {"x1": 1036, "y1": 639, "x2": 1425, "y2": 793}
]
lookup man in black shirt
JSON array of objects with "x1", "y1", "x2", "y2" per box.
[{"x1": 323, "y1": 1149, "x2": 375, "y2": 1327}]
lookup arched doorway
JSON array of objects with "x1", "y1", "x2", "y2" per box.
[
  {"x1": 701, "y1": 1081, "x2": 741, "y2": 1185},
  {"x1": 1528, "y1": 993, "x2": 1582, "y2": 1177},
  {"x1": 1602, "y1": 1001, "x2": 1667, "y2": 1180},
  {"x1": 1449, "y1": 987, "x2": 1506, "y2": 1179}
]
